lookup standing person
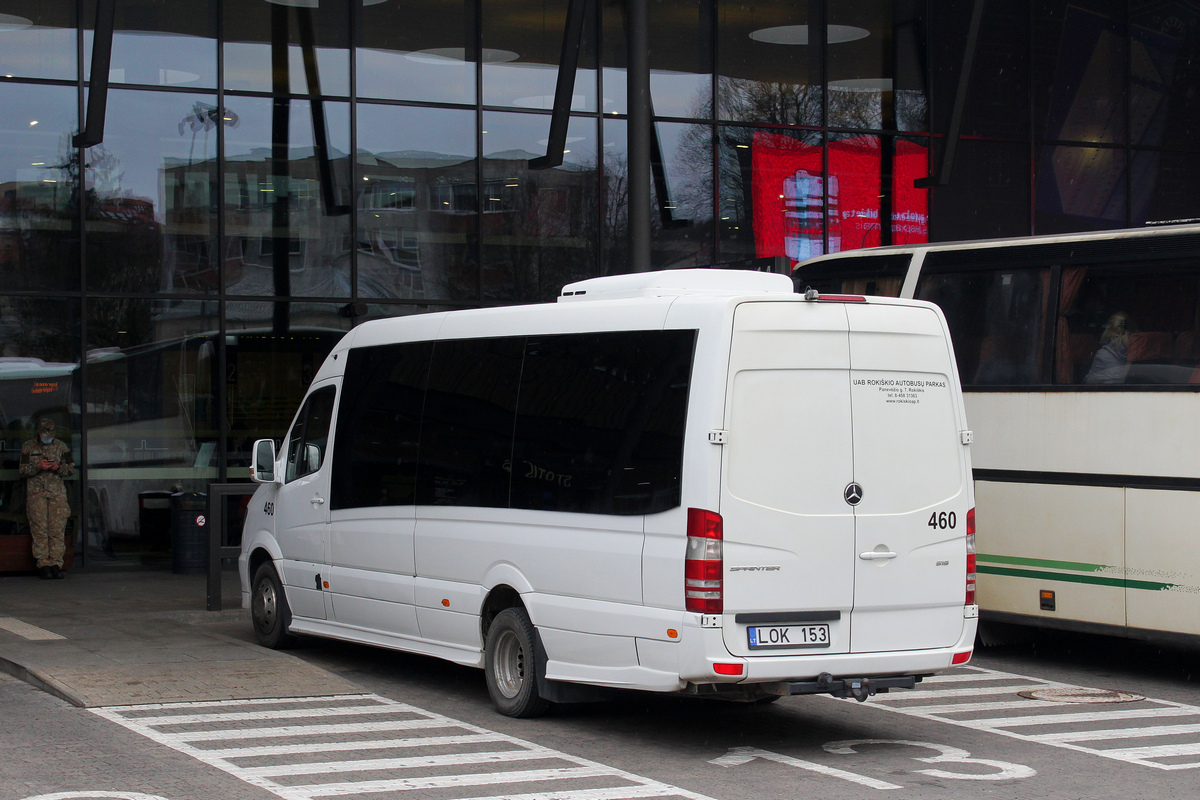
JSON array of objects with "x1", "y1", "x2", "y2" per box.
[{"x1": 19, "y1": 418, "x2": 75, "y2": 579}]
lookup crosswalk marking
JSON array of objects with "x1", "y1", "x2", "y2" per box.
[
  {"x1": 831, "y1": 665, "x2": 1200, "y2": 770},
  {"x1": 91, "y1": 694, "x2": 717, "y2": 800}
]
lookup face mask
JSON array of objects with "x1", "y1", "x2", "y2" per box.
[{"x1": 40, "y1": 435, "x2": 53, "y2": 445}]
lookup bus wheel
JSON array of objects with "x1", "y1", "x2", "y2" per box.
[
  {"x1": 252, "y1": 562, "x2": 297, "y2": 650},
  {"x1": 485, "y1": 608, "x2": 550, "y2": 718}
]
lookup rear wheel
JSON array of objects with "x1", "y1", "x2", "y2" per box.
[
  {"x1": 484, "y1": 608, "x2": 550, "y2": 718},
  {"x1": 251, "y1": 562, "x2": 297, "y2": 649}
]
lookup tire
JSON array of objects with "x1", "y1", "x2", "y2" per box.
[
  {"x1": 484, "y1": 607, "x2": 550, "y2": 718},
  {"x1": 251, "y1": 562, "x2": 298, "y2": 649}
]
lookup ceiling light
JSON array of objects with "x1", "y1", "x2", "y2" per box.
[
  {"x1": 0, "y1": 13, "x2": 33, "y2": 30},
  {"x1": 29, "y1": 120, "x2": 38, "y2": 126},
  {"x1": 749, "y1": 24, "x2": 869, "y2": 45},
  {"x1": 515, "y1": 95, "x2": 585, "y2": 110},
  {"x1": 536, "y1": 136, "x2": 584, "y2": 147}
]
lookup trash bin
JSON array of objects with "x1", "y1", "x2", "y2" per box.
[
  {"x1": 170, "y1": 491, "x2": 208, "y2": 575},
  {"x1": 138, "y1": 490, "x2": 173, "y2": 551}
]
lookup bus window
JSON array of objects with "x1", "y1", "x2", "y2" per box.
[
  {"x1": 916, "y1": 266, "x2": 1050, "y2": 386},
  {"x1": 1055, "y1": 262, "x2": 1200, "y2": 385},
  {"x1": 792, "y1": 254, "x2": 910, "y2": 297}
]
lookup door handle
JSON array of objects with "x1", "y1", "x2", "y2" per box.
[
  {"x1": 859, "y1": 550, "x2": 897, "y2": 560},
  {"x1": 310, "y1": 495, "x2": 326, "y2": 506}
]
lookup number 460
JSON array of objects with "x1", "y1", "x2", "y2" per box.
[{"x1": 928, "y1": 511, "x2": 957, "y2": 529}]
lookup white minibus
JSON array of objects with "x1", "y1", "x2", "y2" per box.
[{"x1": 240, "y1": 269, "x2": 978, "y2": 716}]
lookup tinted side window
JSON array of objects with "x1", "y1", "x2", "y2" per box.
[
  {"x1": 917, "y1": 267, "x2": 1050, "y2": 385},
  {"x1": 511, "y1": 330, "x2": 695, "y2": 516},
  {"x1": 285, "y1": 386, "x2": 336, "y2": 483},
  {"x1": 417, "y1": 338, "x2": 524, "y2": 508},
  {"x1": 331, "y1": 342, "x2": 431, "y2": 509}
]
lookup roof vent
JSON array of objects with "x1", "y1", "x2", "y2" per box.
[{"x1": 558, "y1": 269, "x2": 793, "y2": 302}]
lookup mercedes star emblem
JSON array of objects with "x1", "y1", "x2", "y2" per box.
[{"x1": 844, "y1": 482, "x2": 863, "y2": 506}]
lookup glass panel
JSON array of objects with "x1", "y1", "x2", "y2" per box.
[
  {"x1": 84, "y1": 297, "x2": 215, "y2": 566},
  {"x1": 828, "y1": 0, "x2": 895, "y2": 130},
  {"x1": 602, "y1": 0, "x2": 711, "y2": 120},
  {"x1": 1057, "y1": 262, "x2": 1200, "y2": 386},
  {"x1": 357, "y1": 103, "x2": 478, "y2": 302},
  {"x1": 717, "y1": 0, "x2": 820, "y2": 126},
  {"x1": 916, "y1": 266, "x2": 1051, "y2": 385},
  {"x1": 358, "y1": 0, "x2": 475, "y2": 104},
  {"x1": 417, "y1": 337, "x2": 524, "y2": 509},
  {"x1": 930, "y1": 139, "x2": 1031, "y2": 241},
  {"x1": 1134, "y1": 150, "x2": 1200, "y2": 227},
  {"x1": 483, "y1": 0, "x2": 597, "y2": 113},
  {"x1": 84, "y1": 89, "x2": 220, "y2": 294},
  {"x1": 331, "y1": 341, "x2": 431, "y2": 510},
  {"x1": 0, "y1": 83, "x2": 79, "y2": 292},
  {"x1": 717, "y1": 125, "x2": 823, "y2": 268},
  {"x1": 651, "y1": 121, "x2": 713, "y2": 269},
  {"x1": 223, "y1": 96, "x2": 352, "y2": 298},
  {"x1": 284, "y1": 385, "x2": 334, "y2": 483},
  {"x1": 601, "y1": 117, "x2": 628, "y2": 276},
  {"x1": 1035, "y1": 0, "x2": 1126, "y2": 145},
  {"x1": 222, "y1": 0, "x2": 350, "y2": 96},
  {"x1": 1132, "y1": 2, "x2": 1200, "y2": 148},
  {"x1": 511, "y1": 330, "x2": 693, "y2": 515},
  {"x1": 792, "y1": 253, "x2": 911, "y2": 297},
  {"x1": 0, "y1": 0, "x2": 76, "y2": 80},
  {"x1": 83, "y1": 0, "x2": 217, "y2": 89},
  {"x1": 932, "y1": 0, "x2": 1029, "y2": 139},
  {"x1": 481, "y1": 111, "x2": 600, "y2": 301},
  {"x1": 828, "y1": 132, "x2": 882, "y2": 253},
  {"x1": 0, "y1": 298, "x2": 80, "y2": 543},
  {"x1": 225, "y1": 301, "x2": 348, "y2": 473},
  {"x1": 1035, "y1": 144, "x2": 1127, "y2": 233}
]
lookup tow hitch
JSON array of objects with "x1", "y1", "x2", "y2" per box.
[{"x1": 785, "y1": 672, "x2": 918, "y2": 701}]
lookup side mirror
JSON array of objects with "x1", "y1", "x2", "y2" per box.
[
  {"x1": 251, "y1": 439, "x2": 278, "y2": 483},
  {"x1": 305, "y1": 443, "x2": 321, "y2": 473}
]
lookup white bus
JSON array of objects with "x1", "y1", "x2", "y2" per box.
[
  {"x1": 792, "y1": 223, "x2": 1200, "y2": 646},
  {"x1": 240, "y1": 269, "x2": 978, "y2": 717}
]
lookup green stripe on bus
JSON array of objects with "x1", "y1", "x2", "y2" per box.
[
  {"x1": 977, "y1": 565, "x2": 1174, "y2": 592},
  {"x1": 977, "y1": 553, "x2": 1109, "y2": 573}
]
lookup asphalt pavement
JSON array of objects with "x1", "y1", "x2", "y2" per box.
[{"x1": 0, "y1": 566, "x2": 363, "y2": 707}]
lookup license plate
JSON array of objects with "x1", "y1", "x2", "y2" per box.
[{"x1": 747, "y1": 624, "x2": 830, "y2": 649}]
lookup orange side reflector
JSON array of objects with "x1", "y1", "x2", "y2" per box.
[
  {"x1": 667, "y1": 629, "x2": 678, "y2": 639},
  {"x1": 441, "y1": 599, "x2": 450, "y2": 607}
]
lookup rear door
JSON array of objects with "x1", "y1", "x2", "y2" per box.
[
  {"x1": 720, "y1": 300, "x2": 856, "y2": 657},
  {"x1": 846, "y1": 302, "x2": 968, "y2": 652}
]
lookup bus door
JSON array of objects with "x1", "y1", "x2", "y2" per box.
[
  {"x1": 274, "y1": 383, "x2": 338, "y2": 620},
  {"x1": 719, "y1": 300, "x2": 856, "y2": 657},
  {"x1": 845, "y1": 303, "x2": 969, "y2": 652}
]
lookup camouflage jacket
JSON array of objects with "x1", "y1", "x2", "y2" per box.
[{"x1": 19, "y1": 438, "x2": 76, "y2": 495}]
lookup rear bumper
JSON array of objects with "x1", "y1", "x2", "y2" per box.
[{"x1": 678, "y1": 612, "x2": 977, "y2": 685}]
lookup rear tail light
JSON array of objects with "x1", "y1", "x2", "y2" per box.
[
  {"x1": 965, "y1": 507, "x2": 976, "y2": 606},
  {"x1": 685, "y1": 508, "x2": 723, "y2": 614}
]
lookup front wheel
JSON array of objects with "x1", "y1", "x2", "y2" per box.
[
  {"x1": 484, "y1": 608, "x2": 550, "y2": 718},
  {"x1": 251, "y1": 562, "x2": 297, "y2": 649}
]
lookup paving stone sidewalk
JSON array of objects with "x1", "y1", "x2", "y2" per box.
[{"x1": 0, "y1": 568, "x2": 363, "y2": 707}]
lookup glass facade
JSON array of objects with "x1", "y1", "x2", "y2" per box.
[{"x1": 0, "y1": 0, "x2": 1198, "y2": 569}]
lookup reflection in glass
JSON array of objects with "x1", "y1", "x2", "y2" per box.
[
  {"x1": 1132, "y1": 3, "x2": 1200, "y2": 147},
  {"x1": 650, "y1": 121, "x2": 713, "y2": 269},
  {"x1": 603, "y1": 0, "x2": 712, "y2": 119},
  {"x1": 483, "y1": 0, "x2": 596, "y2": 113},
  {"x1": 0, "y1": 83, "x2": 79, "y2": 292},
  {"x1": 827, "y1": 0, "x2": 927, "y2": 131},
  {"x1": 930, "y1": 140, "x2": 1030, "y2": 241},
  {"x1": 600, "y1": 118, "x2": 628, "y2": 277},
  {"x1": 482, "y1": 112, "x2": 600, "y2": 301},
  {"x1": 0, "y1": 0, "x2": 75, "y2": 80},
  {"x1": 0, "y1": 297, "x2": 80, "y2": 544},
  {"x1": 222, "y1": 0, "x2": 350, "y2": 96},
  {"x1": 358, "y1": 0, "x2": 475, "y2": 104},
  {"x1": 83, "y1": 0, "x2": 217, "y2": 89},
  {"x1": 1035, "y1": 144, "x2": 1127, "y2": 234},
  {"x1": 356, "y1": 103, "x2": 478, "y2": 301},
  {"x1": 85, "y1": 90, "x2": 221, "y2": 294},
  {"x1": 223, "y1": 96, "x2": 351, "y2": 300},
  {"x1": 1134, "y1": 150, "x2": 1200, "y2": 226},
  {"x1": 1036, "y1": 2, "x2": 1125, "y2": 145},
  {"x1": 224, "y1": 301, "x2": 347, "y2": 471},
  {"x1": 718, "y1": 1, "x2": 820, "y2": 126}
]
